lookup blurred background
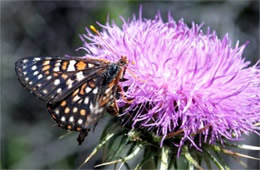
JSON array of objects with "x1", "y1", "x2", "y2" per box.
[{"x1": 1, "y1": 1, "x2": 259, "y2": 169}]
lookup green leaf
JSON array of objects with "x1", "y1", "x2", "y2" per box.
[
  {"x1": 204, "y1": 156, "x2": 212, "y2": 170},
  {"x1": 213, "y1": 150, "x2": 230, "y2": 170},
  {"x1": 203, "y1": 149, "x2": 224, "y2": 170},
  {"x1": 114, "y1": 134, "x2": 129, "y2": 158},
  {"x1": 183, "y1": 146, "x2": 203, "y2": 170},
  {"x1": 176, "y1": 156, "x2": 188, "y2": 169},
  {"x1": 105, "y1": 133, "x2": 126, "y2": 161},
  {"x1": 78, "y1": 132, "x2": 115, "y2": 169},
  {"x1": 95, "y1": 145, "x2": 142, "y2": 168},
  {"x1": 168, "y1": 155, "x2": 177, "y2": 170},
  {"x1": 135, "y1": 148, "x2": 155, "y2": 170},
  {"x1": 100, "y1": 119, "x2": 120, "y2": 141}
]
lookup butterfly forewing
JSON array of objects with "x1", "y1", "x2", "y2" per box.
[{"x1": 15, "y1": 56, "x2": 108, "y2": 103}]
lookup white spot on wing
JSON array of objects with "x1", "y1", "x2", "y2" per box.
[
  {"x1": 55, "y1": 62, "x2": 61, "y2": 67},
  {"x1": 66, "y1": 78, "x2": 73, "y2": 89},
  {"x1": 38, "y1": 74, "x2": 43, "y2": 79},
  {"x1": 43, "y1": 89, "x2": 48, "y2": 94},
  {"x1": 31, "y1": 65, "x2": 37, "y2": 70},
  {"x1": 57, "y1": 88, "x2": 62, "y2": 93},
  {"x1": 73, "y1": 95, "x2": 81, "y2": 102},
  {"x1": 54, "y1": 79, "x2": 60, "y2": 85},
  {"x1": 33, "y1": 71, "x2": 39, "y2": 76},
  {"x1": 73, "y1": 107, "x2": 78, "y2": 113},
  {"x1": 69, "y1": 116, "x2": 74, "y2": 122},
  {"x1": 47, "y1": 75, "x2": 52, "y2": 80},
  {"x1": 78, "y1": 99, "x2": 83, "y2": 104},
  {"x1": 61, "y1": 116, "x2": 66, "y2": 122},
  {"x1": 93, "y1": 87, "x2": 98, "y2": 94},
  {"x1": 76, "y1": 71, "x2": 85, "y2": 81},
  {"x1": 23, "y1": 59, "x2": 28, "y2": 63},
  {"x1": 88, "y1": 63, "x2": 94, "y2": 68},
  {"x1": 85, "y1": 87, "x2": 92, "y2": 93},
  {"x1": 53, "y1": 67, "x2": 60, "y2": 72},
  {"x1": 54, "y1": 109, "x2": 59, "y2": 115},
  {"x1": 33, "y1": 58, "x2": 41, "y2": 61},
  {"x1": 43, "y1": 60, "x2": 50, "y2": 65},
  {"x1": 84, "y1": 97, "x2": 89, "y2": 104},
  {"x1": 25, "y1": 77, "x2": 29, "y2": 82},
  {"x1": 67, "y1": 60, "x2": 76, "y2": 71},
  {"x1": 78, "y1": 119, "x2": 83, "y2": 124}
]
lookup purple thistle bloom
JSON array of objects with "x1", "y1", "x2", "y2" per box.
[{"x1": 79, "y1": 8, "x2": 260, "y2": 151}]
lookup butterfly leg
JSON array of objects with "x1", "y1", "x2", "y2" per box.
[
  {"x1": 118, "y1": 85, "x2": 134, "y2": 104},
  {"x1": 107, "y1": 98, "x2": 119, "y2": 116},
  {"x1": 77, "y1": 129, "x2": 90, "y2": 145}
]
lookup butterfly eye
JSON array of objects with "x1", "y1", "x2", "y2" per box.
[
  {"x1": 119, "y1": 56, "x2": 128, "y2": 66},
  {"x1": 119, "y1": 60, "x2": 126, "y2": 66}
]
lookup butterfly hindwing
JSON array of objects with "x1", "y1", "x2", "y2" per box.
[
  {"x1": 15, "y1": 56, "x2": 108, "y2": 103},
  {"x1": 47, "y1": 73, "x2": 117, "y2": 131}
]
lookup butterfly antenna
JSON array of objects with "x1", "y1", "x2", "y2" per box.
[{"x1": 90, "y1": 25, "x2": 121, "y2": 58}]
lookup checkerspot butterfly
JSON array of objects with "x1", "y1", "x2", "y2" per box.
[{"x1": 15, "y1": 55, "x2": 128, "y2": 144}]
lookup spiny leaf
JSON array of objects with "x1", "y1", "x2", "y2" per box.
[
  {"x1": 58, "y1": 131, "x2": 73, "y2": 139},
  {"x1": 213, "y1": 150, "x2": 230, "y2": 170},
  {"x1": 114, "y1": 134, "x2": 129, "y2": 158},
  {"x1": 231, "y1": 155, "x2": 247, "y2": 168},
  {"x1": 95, "y1": 145, "x2": 142, "y2": 168},
  {"x1": 105, "y1": 132, "x2": 127, "y2": 161},
  {"x1": 211, "y1": 145, "x2": 260, "y2": 161},
  {"x1": 168, "y1": 155, "x2": 177, "y2": 169},
  {"x1": 135, "y1": 148, "x2": 155, "y2": 170},
  {"x1": 78, "y1": 132, "x2": 115, "y2": 169},
  {"x1": 222, "y1": 148, "x2": 260, "y2": 161},
  {"x1": 183, "y1": 146, "x2": 203, "y2": 170},
  {"x1": 203, "y1": 157, "x2": 212, "y2": 170},
  {"x1": 224, "y1": 143, "x2": 260, "y2": 150},
  {"x1": 100, "y1": 118, "x2": 120, "y2": 140},
  {"x1": 204, "y1": 149, "x2": 224, "y2": 170}
]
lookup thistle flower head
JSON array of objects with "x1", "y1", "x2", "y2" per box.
[{"x1": 79, "y1": 8, "x2": 260, "y2": 151}]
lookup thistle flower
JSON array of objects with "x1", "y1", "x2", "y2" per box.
[{"x1": 79, "y1": 7, "x2": 260, "y2": 169}]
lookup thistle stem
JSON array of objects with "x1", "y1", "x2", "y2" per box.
[{"x1": 160, "y1": 146, "x2": 169, "y2": 170}]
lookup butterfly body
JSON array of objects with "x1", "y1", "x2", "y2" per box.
[{"x1": 15, "y1": 56, "x2": 128, "y2": 144}]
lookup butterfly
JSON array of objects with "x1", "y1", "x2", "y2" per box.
[{"x1": 15, "y1": 55, "x2": 128, "y2": 144}]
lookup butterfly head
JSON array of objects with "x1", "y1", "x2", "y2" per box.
[{"x1": 118, "y1": 56, "x2": 128, "y2": 66}]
